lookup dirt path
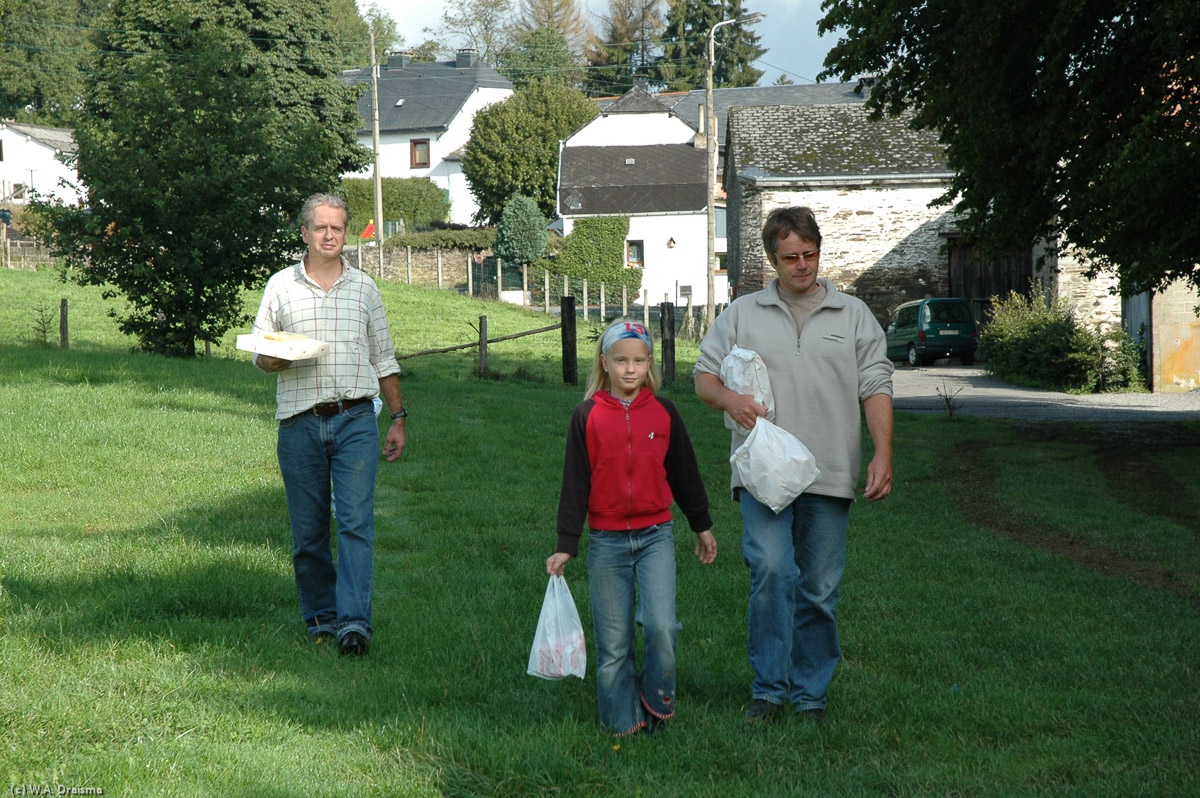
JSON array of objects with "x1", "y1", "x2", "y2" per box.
[{"x1": 943, "y1": 421, "x2": 1200, "y2": 611}]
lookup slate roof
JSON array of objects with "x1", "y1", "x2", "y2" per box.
[
  {"x1": 599, "y1": 83, "x2": 681, "y2": 116},
  {"x1": 558, "y1": 143, "x2": 706, "y2": 217},
  {"x1": 727, "y1": 103, "x2": 950, "y2": 181},
  {"x1": 1, "y1": 121, "x2": 76, "y2": 153},
  {"x1": 340, "y1": 55, "x2": 512, "y2": 135},
  {"x1": 596, "y1": 82, "x2": 866, "y2": 141}
]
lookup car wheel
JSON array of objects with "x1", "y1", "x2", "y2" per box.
[
  {"x1": 960, "y1": 353, "x2": 975, "y2": 366},
  {"x1": 907, "y1": 345, "x2": 920, "y2": 367}
]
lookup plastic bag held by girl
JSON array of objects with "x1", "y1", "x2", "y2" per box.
[
  {"x1": 719, "y1": 347, "x2": 775, "y2": 430},
  {"x1": 527, "y1": 575, "x2": 587, "y2": 680}
]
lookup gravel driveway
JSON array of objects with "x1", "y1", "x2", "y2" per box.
[{"x1": 891, "y1": 364, "x2": 1200, "y2": 422}]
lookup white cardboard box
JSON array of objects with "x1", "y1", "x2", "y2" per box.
[{"x1": 236, "y1": 333, "x2": 328, "y2": 361}]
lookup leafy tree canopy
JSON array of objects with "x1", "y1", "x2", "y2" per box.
[
  {"x1": 650, "y1": 0, "x2": 764, "y2": 92},
  {"x1": 819, "y1": 0, "x2": 1200, "y2": 296},
  {"x1": 497, "y1": 28, "x2": 584, "y2": 89},
  {"x1": 585, "y1": 0, "x2": 665, "y2": 97},
  {"x1": 29, "y1": 0, "x2": 370, "y2": 358},
  {"x1": 462, "y1": 79, "x2": 598, "y2": 224},
  {"x1": 0, "y1": 0, "x2": 106, "y2": 124},
  {"x1": 342, "y1": 177, "x2": 449, "y2": 237},
  {"x1": 494, "y1": 194, "x2": 549, "y2": 265}
]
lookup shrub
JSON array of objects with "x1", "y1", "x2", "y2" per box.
[{"x1": 984, "y1": 289, "x2": 1145, "y2": 393}]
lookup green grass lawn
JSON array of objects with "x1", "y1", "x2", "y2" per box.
[{"x1": 2, "y1": 267, "x2": 1198, "y2": 797}]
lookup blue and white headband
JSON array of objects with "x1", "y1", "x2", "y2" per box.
[{"x1": 601, "y1": 321, "x2": 653, "y2": 354}]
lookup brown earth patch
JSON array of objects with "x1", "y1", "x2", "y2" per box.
[{"x1": 945, "y1": 423, "x2": 1200, "y2": 612}]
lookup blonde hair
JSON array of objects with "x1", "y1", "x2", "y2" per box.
[{"x1": 584, "y1": 318, "x2": 662, "y2": 399}]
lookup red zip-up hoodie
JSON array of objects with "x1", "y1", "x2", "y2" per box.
[{"x1": 555, "y1": 391, "x2": 713, "y2": 557}]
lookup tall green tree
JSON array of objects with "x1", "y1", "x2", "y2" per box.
[
  {"x1": 0, "y1": 0, "x2": 104, "y2": 124},
  {"x1": 29, "y1": 0, "x2": 369, "y2": 358},
  {"x1": 650, "y1": 0, "x2": 764, "y2": 91},
  {"x1": 819, "y1": 0, "x2": 1200, "y2": 296},
  {"x1": 342, "y1": 177, "x2": 449, "y2": 237},
  {"x1": 438, "y1": 0, "x2": 515, "y2": 66},
  {"x1": 585, "y1": 0, "x2": 665, "y2": 97},
  {"x1": 497, "y1": 28, "x2": 584, "y2": 88},
  {"x1": 516, "y1": 0, "x2": 594, "y2": 55},
  {"x1": 494, "y1": 194, "x2": 549, "y2": 266},
  {"x1": 328, "y1": 0, "x2": 402, "y2": 70},
  {"x1": 462, "y1": 80, "x2": 598, "y2": 224}
]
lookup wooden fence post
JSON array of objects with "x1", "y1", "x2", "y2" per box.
[
  {"x1": 582, "y1": 278, "x2": 588, "y2": 322},
  {"x1": 59, "y1": 298, "x2": 69, "y2": 349},
  {"x1": 561, "y1": 296, "x2": 577, "y2": 385},
  {"x1": 642, "y1": 290, "x2": 649, "y2": 329},
  {"x1": 467, "y1": 253, "x2": 473, "y2": 297},
  {"x1": 436, "y1": 249, "x2": 443, "y2": 289},
  {"x1": 659, "y1": 302, "x2": 675, "y2": 384},
  {"x1": 543, "y1": 269, "x2": 550, "y2": 313},
  {"x1": 622, "y1": 285, "x2": 628, "y2": 317},
  {"x1": 478, "y1": 315, "x2": 487, "y2": 376},
  {"x1": 406, "y1": 246, "x2": 412, "y2": 285},
  {"x1": 497, "y1": 257, "x2": 503, "y2": 301},
  {"x1": 522, "y1": 263, "x2": 529, "y2": 307}
]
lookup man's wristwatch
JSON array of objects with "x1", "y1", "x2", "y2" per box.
[{"x1": 389, "y1": 408, "x2": 407, "y2": 420}]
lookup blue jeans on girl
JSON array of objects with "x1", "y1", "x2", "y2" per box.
[
  {"x1": 587, "y1": 523, "x2": 681, "y2": 735},
  {"x1": 740, "y1": 491, "x2": 851, "y2": 711},
  {"x1": 277, "y1": 401, "x2": 378, "y2": 642}
]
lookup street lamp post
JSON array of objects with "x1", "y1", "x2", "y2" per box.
[{"x1": 706, "y1": 11, "x2": 764, "y2": 327}]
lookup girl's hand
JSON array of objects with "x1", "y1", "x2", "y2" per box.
[
  {"x1": 547, "y1": 552, "x2": 573, "y2": 575},
  {"x1": 694, "y1": 530, "x2": 717, "y2": 564}
]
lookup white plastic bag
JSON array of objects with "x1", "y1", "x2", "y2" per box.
[
  {"x1": 731, "y1": 417, "x2": 821, "y2": 514},
  {"x1": 527, "y1": 575, "x2": 587, "y2": 680},
  {"x1": 719, "y1": 347, "x2": 774, "y2": 430}
]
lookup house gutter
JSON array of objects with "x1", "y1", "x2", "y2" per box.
[{"x1": 737, "y1": 167, "x2": 954, "y2": 188}]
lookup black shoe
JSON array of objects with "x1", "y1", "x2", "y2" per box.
[
  {"x1": 338, "y1": 631, "x2": 369, "y2": 657},
  {"x1": 800, "y1": 707, "x2": 827, "y2": 726},
  {"x1": 645, "y1": 714, "x2": 667, "y2": 736},
  {"x1": 744, "y1": 699, "x2": 781, "y2": 724}
]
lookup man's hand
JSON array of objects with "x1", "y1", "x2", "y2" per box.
[
  {"x1": 695, "y1": 372, "x2": 767, "y2": 430},
  {"x1": 383, "y1": 419, "x2": 406, "y2": 463},
  {"x1": 862, "y1": 453, "x2": 892, "y2": 501},
  {"x1": 256, "y1": 354, "x2": 292, "y2": 373}
]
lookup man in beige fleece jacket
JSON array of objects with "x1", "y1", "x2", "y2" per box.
[{"x1": 694, "y1": 206, "x2": 894, "y2": 725}]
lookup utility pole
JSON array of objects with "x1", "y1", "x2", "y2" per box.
[
  {"x1": 369, "y1": 31, "x2": 385, "y2": 279},
  {"x1": 706, "y1": 11, "x2": 764, "y2": 325}
]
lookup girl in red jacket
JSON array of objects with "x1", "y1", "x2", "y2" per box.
[{"x1": 547, "y1": 318, "x2": 717, "y2": 737}]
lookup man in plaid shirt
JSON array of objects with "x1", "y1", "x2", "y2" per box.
[{"x1": 253, "y1": 193, "x2": 407, "y2": 657}]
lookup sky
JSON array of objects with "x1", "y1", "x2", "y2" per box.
[{"x1": 366, "y1": 0, "x2": 842, "y2": 87}]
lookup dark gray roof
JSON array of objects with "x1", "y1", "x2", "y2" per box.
[
  {"x1": 340, "y1": 56, "x2": 512, "y2": 135},
  {"x1": 1, "y1": 121, "x2": 76, "y2": 153},
  {"x1": 559, "y1": 144, "x2": 705, "y2": 217},
  {"x1": 727, "y1": 103, "x2": 950, "y2": 181},
  {"x1": 597, "y1": 82, "x2": 866, "y2": 142},
  {"x1": 601, "y1": 83, "x2": 678, "y2": 115}
]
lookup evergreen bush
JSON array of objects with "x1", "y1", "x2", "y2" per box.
[{"x1": 984, "y1": 289, "x2": 1145, "y2": 393}]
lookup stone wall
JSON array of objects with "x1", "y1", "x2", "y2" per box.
[
  {"x1": 733, "y1": 183, "x2": 958, "y2": 324},
  {"x1": 346, "y1": 242, "x2": 480, "y2": 292},
  {"x1": 1043, "y1": 246, "x2": 1122, "y2": 330}
]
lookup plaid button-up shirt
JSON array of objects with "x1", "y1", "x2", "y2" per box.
[{"x1": 253, "y1": 258, "x2": 400, "y2": 420}]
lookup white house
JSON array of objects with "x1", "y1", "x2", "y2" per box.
[
  {"x1": 558, "y1": 85, "x2": 722, "y2": 309},
  {"x1": 0, "y1": 121, "x2": 81, "y2": 206},
  {"x1": 340, "y1": 50, "x2": 512, "y2": 226}
]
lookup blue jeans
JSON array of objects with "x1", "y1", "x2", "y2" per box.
[
  {"x1": 740, "y1": 490, "x2": 851, "y2": 710},
  {"x1": 277, "y1": 401, "x2": 378, "y2": 642},
  {"x1": 588, "y1": 523, "x2": 681, "y2": 735}
]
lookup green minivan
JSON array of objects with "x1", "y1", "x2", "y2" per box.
[{"x1": 885, "y1": 298, "x2": 979, "y2": 367}]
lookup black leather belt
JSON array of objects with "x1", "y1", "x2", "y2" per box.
[{"x1": 303, "y1": 396, "x2": 372, "y2": 418}]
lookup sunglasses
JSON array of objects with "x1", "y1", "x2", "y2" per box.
[{"x1": 776, "y1": 249, "x2": 820, "y2": 266}]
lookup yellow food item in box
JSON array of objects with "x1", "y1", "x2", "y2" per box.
[{"x1": 264, "y1": 331, "x2": 308, "y2": 341}]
